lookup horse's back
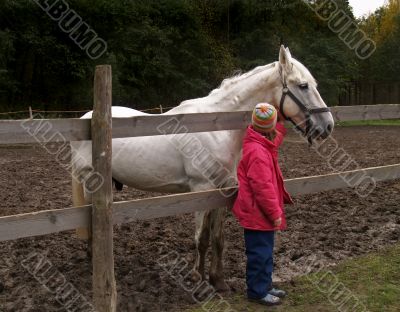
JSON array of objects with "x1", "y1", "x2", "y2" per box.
[{"x1": 81, "y1": 106, "x2": 149, "y2": 119}]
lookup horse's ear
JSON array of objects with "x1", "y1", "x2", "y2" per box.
[
  {"x1": 279, "y1": 45, "x2": 292, "y2": 73},
  {"x1": 285, "y1": 47, "x2": 292, "y2": 59}
]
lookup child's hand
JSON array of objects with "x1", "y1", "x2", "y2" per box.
[{"x1": 273, "y1": 217, "x2": 282, "y2": 227}]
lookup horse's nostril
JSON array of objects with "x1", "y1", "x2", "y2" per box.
[{"x1": 327, "y1": 124, "x2": 333, "y2": 134}]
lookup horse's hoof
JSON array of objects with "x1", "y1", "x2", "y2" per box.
[
  {"x1": 210, "y1": 277, "x2": 230, "y2": 293},
  {"x1": 191, "y1": 270, "x2": 203, "y2": 283},
  {"x1": 215, "y1": 281, "x2": 231, "y2": 294}
]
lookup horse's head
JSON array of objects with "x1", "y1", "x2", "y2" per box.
[{"x1": 276, "y1": 45, "x2": 334, "y2": 143}]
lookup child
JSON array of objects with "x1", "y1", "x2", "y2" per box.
[{"x1": 232, "y1": 103, "x2": 293, "y2": 306}]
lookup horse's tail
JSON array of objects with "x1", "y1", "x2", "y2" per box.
[{"x1": 72, "y1": 168, "x2": 91, "y2": 239}]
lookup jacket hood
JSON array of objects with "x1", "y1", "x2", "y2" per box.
[{"x1": 243, "y1": 126, "x2": 277, "y2": 151}]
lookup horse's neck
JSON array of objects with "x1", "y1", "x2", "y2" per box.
[
  {"x1": 167, "y1": 62, "x2": 281, "y2": 115},
  {"x1": 164, "y1": 63, "x2": 281, "y2": 165}
]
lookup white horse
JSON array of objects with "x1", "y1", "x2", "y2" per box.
[{"x1": 71, "y1": 46, "x2": 334, "y2": 291}]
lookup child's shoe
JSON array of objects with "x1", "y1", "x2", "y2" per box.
[
  {"x1": 268, "y1": 287, "x2": 287, "y2": 298},
  {"x1": 248, "y1": 294, "x2": 282, "y2": 306}
]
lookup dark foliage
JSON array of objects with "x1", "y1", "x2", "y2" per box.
[{"x1": 0, "y1": 0, "x2": 394, "y2": 113}]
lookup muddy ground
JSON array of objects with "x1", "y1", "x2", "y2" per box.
[{"x1": 0, "y1": 126, "x2": 399, "y2": 311}]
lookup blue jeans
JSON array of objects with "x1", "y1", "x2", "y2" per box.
[{"x1": 244, "y1": 229, "x2": 275, "y2": 299}]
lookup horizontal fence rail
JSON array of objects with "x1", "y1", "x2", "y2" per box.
[
  {"x1": 0, "y1": 118, "x2": 91, "y2": 144},
  {"x1": 330, "y1": 104, "x2": 400, "y2": 122},
  {"x1": 1, "y1": 104, "x2": 400, "y2": 144},
  {"x1": 1, "y1": 164, "x2": 399, "y2": 242}
]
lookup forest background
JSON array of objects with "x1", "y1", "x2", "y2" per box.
[{"x1": 0, "y1": 0, "x2": 399, "y2": 114}]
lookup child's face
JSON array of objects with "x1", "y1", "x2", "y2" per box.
[
  {"x1": 262, "y1": 130, "x2": 277, "y2": 140},
  {"x1": 253, "y1": 126, "x2": 276, "y2": 140}
]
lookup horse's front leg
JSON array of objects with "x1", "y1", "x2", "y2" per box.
[
  {"x1": 209, "y1": 206, "x2": 230, "y2": 292},
  {"x1": 194, "y1": 210, "x2": 211, "y2": 281}
]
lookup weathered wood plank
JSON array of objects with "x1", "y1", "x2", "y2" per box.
[
  {"x1": 0, "y1": 111, "x2": 252, "y2": 144},
  {"x1": 111, "y1": 111, "x2": 253, "y2": 138},
  {"x1": 1, "y1": 104, "x2": 399, "y2": 144},
  {"x1": 0, "y1": 164, "x2": 399, "y2": 242},
  {"x1": 0, "y1": 206, "x2": 91, "y2": 241},
  {"x1": 113, "y1": 188, "x2": 232, "y2": 224},
  {"x1": 91, "y1": 65, "x2": 117, "y2": 312},
  {"x1": 331, "y1": 104, "x2": 400, "y2": 122},
  {"x1": 286, "y1": 164, "x2": 400, "y2": 196},
  {"x1": 0, "y1": 118, "x2": 91, "y2": 144}
]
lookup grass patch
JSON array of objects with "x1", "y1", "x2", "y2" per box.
[
  {"x1": 185, "y1": 244, "x2": 400, "y2": 312},
  {"x1": 336, "y1": 119, "x2": 400, "y2": 127}
]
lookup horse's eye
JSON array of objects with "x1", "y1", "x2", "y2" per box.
[{"x1": 299, "y1": 83, "x2": 309, "y2": 90}]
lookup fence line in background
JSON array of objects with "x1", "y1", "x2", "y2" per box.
[
  {"x1": 2, "y1": 103, "x2": 400, "y2": 117},
  {"x1": 0, "y1": 105, "x2": 177, "y2": 116},
  {"x1": 1, "y1": 104, "x2": 400, "y2": 145}
]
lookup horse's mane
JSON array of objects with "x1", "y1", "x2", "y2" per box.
[
  {"x1": 175, "y1": 58, "x2": 317, "y2": 110},
  {"x1": 194, "y1": 56, "x2": 317, "y2": 99},
  {"x1": 209, "y1": 62, "x2": 277, "y2": 96}
]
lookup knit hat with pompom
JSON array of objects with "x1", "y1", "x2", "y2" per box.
[{"x1": 251, "y1": 103, "x2": 277, "y2": 133}]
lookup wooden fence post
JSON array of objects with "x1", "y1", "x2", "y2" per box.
[
  {"x1": 29, "y1": 106, "x2": 33, "y2": 119},
  {"x1": 91, "y1": 65, "x2": 117, "y2": 312},
  {"x1": 159, "y1": 104, "x2": 163, "y2": 114}
]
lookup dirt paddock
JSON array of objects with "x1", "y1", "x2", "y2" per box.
[{"x1": 0, "y1": 126, "x2": 399, "y2": 311}]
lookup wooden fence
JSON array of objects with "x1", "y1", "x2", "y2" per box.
[
  {"x1": 1, "y1": 66, "x2": 400, "y2": 311},
  {"x1": 1, "y1": 163, "x2": 399, "y2": 242},
  {"x1": 2, "y1": 104, "x2": 400, "y2": 144},
  {"x1": 339, "y1": 81, "x2": 400, "y2": 106}
]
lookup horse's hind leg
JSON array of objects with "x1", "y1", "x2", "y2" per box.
[
  {"x1": 72, "y1": 177, "x2": 91, "y2": 239},
  {"x1": 194, "y1": 210, "x2": 211, "y2": 281},
  {"x1": 72, "y1": 175, "x2": 92, "y2": 258},
  {"x1": 209, "y1": 206, "x2": 229, "y2": 292}
]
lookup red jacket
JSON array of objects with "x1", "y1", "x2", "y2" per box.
[{"x1": 232, "y1": 123, "x2": 293, "y2": 231}]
